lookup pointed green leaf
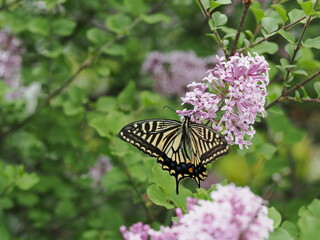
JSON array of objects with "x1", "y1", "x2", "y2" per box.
[
  {"x1": 16, "y1": 173, "x2": 39, "y2": 190},
  {"x1": 262, "y1": 17, "x2": 279, "y2": 34},
  {"x1": 147, "y1": 184, "x2": 174, "y2": 209},
  {"x1": 117, "y1": 81, "x2": 136, "y2": 107},
  {"x1": 140, "y1": 13, "x2": 170, "y2": 24},
  {"x1": 210, "y1": 12, "x2": 227, "y2": 29},
  {"x1": 303, "y1": 37, "x2": 320, "y2": 49},
  {"x1": 251, "y1": 41, "x2": 278, "y2": 54},
  {"x1": 278, "y1": 29, "x2": 295, "y2": 43},
  {"x1": 105, "y1": 14, "x2": 132, "y2": 34},
  {"x1": 28, "y1": 18, "x2": 49, "y2": 36},
  {"x1": 269, "y1": 228, "x2": 295, "y2": 240},
  {"x1": 298, "y1": 0, "x2": 316, "y2": 16},
  {"x1": 52, "y1": 18, "x2": 76, "y2": 36},
  {"x1": 86, "y1": 28, "x2": 110, "y2": 45},
  {"x1": 269, "y1": 207, "x2": 282, "y2": 228},
  {"x1": 272, "y1": 4, "x2": 288, "y2": 23},
  {"x1": 281, "y1": 221, "x2": 299, "y2": 238}
]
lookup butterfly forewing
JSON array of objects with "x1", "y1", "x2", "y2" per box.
[{"x1": 118, "y1": 119, "x2": 181, "y2": 157}]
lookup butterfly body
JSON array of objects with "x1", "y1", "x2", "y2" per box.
[{"x1": 118, "y1": 117, "x2": 229, "y2": 194}]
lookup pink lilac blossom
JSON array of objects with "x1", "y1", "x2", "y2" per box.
[
  {"x1": 0, "y1": 30, "x2": 23, "y2": 88},
  {"x1": 120, "y1": 184, "x2": 274, "y2": 240},
  {"x1": 120, "y1": 222, "x2": 150, "y2": 240},
  {"x1": 177, "y1": 53, "x2": 269, "y2": 149},
  {"x1": 141, "y1": 51, "x2": 216, "y2": 97},
  {"x1": 89, "y1": 155, "x2": 112, "y2": 186}
]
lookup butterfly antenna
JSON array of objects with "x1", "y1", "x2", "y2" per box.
[{"x1": 163, "y1": 105, "x2": 176, "y2": 113}]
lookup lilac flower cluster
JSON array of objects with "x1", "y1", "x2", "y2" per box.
[
  {"x1": 141, "y1": 51, "x2": 215, "y2": 97},
  {"x1": 177, "y1": 53, "x2": 269, "y2": 149},
  {"x1": 89, "y1": 155, "x2": 112, "y2": 186},
  {"x1": 0, "y1": 30, "x2": 42, "y2": 114},
  {"x1": 120, "y1": 184, "x2": 274, "y2": 240},
  {"x1": 0, "y1": 30, "x2": 23, "y2": 88}
]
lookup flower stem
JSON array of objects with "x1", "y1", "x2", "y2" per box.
[{"x1": 230, "y1": 0, "x2": 252, "y2": 57}]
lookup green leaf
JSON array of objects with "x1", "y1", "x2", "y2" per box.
[
  {"x1": 298, "y1": 215, "x2": 320, "y2": 240},
  {"x1": 117, "y1": 81, "x2": 136, "y2": 107},
  {"x1": 140, "y1": 13, "x2": 170, "y2": 24},
  {"x1": 269, "y1": 207, "x2": 282, "y2": 228},
  {"x1": 0, "y1": 198, "x2": 13, "y2": 210},
  {"x1": 303, "y1": 37, "x2": 320, "y2": 49},
  {"x1": 139, "y1": 91, "x2": 165, "y2": 106},
  {"x1": 272, "y1": 4, "x2": 288, "y2": 23},
  {"x1": 102, "y1": 167, "x2": 129, "y2": 193},
  {"x1": 16, "y1": 192, "x2": 39, "y2": 207},
  {"x1": 267, "y1": 111, "x2": 305, "y2": 145},
  {"x1": 89, "y1": 111, "x2": 127, "y2": 137},
  {"x1": 250, "y1": 6, "x2": 266, "y2": 24},
  {"x1": 44, "y1": 0, "x2": 67, "y2": 9},
  {"x1": 209, "y1": 0, "x2": 231, "y2": 11},
  {"x1": 15, "y1": 173, "x2": 39, "y2": 190},
  {"x1": 55, "y1": 199, "x2": 76, "y2": 217},
  {"x1": 28, "y1": 18, "x2": 50, "y2": 36},
  {"x1": 52, "y1": 18, "x2": 76, "y2": 36},
  {"x1": 63, "y1": 101, "x2": 84, "y2": 116},
  {"x1": 288, "y1": 9, "x2": 305, "y2": 24},
  {"x1": 152, "y1": 164, "x2": 175, "y2": 192},
  {"x1": 257, "y1": 143, "x2": 277, "y2": 160},
  {"x1": 147, "y1": 184, "x2": 174, "y2": 209},
  {"x1": 245, "y1": 30, "x2": 254, "y2": 41},
  {"x1": 261, "y1": 17, "x2": 279, "y2": 34},
  {"x1": 251, "y1": 41, "x2": 278, "y2": 54},
  {"x1": 277, "y1": 29, "x2": 295, "y2": 43},
  {"x1": 210, "y1": 12, "x2": 227, "y2": 30},
  {"x1": 124, "y1": 0, "x2": 147, "y2": 15},
  {"x1": 96, "y1": 96, "x2": 117, "y2": 113},
  {"x1": 281, "y1": 221, "x2": 299, "y2": 238},
  {"x1": 103, "y1": 44, "x2": 126, "y2": 56},
  {"x1": 209, "y1": 2, "x2": 221, "y2": 11},
  {"x1": 105, "y1": 14, "x2": 132, "y2": 34},
  {"x1": 314, "y1": 82, "x2": 320, "y2": 98},
  {"x1": 269, "y1": 227, "x2": 295, "y2": 240},
  {"x1": 86, "y1": 28, "x2": 110, "y2": 45},
  {"x1": 0, "y1": 211, "x2": 10, "y2": 240},
  {"x1": 307, "y1": 199, "x2": 320, "y2": 218},
  {"x1": 284, "y1": 44, "x2": 294, "y2": 58},
  {"x1": 89, "y1": 117, "x2": 110, "y2": 137},
  {"x1": 293, "y1": 69, "x2": 308, "y2": 76},
  {"x1": 39, "y1": 41, "x2": 63, "y2": 58},
  {"x1": 216, "y1": 0, "x2": 231, "y2": 4},
  {"x1": 298, "y1": 0, "x2": 316, "y2": 16},
  {"x1": 111, "y1": 138, "x2": 129, "y2": 158}
]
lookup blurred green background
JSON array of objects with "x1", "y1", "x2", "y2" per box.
[{"x1": 0, "y1": 0, "x2": 319, "y2": 239}]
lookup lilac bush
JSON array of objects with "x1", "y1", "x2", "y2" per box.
[
  {"x1": 141, "y1": 51, "x2": 215, "y2": 97},
  {"x1": 120, "y1": 184, "x2": 274, "y2": 240},
  {"x1": 177, "y1": 53, "x2": 269, "y2": 149}
]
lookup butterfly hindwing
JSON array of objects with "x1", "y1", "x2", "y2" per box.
[{"x1": 189, "y1": 123, "x2": 229, "y2": 165}]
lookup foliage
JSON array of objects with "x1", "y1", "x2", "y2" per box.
[{"x1": 0, "y1": 0, "x2": 319, "y2": 239}]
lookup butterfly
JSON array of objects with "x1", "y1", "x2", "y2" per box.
[{"x1": 118, "y1": 117, "x2": 229, "y2": 194}]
